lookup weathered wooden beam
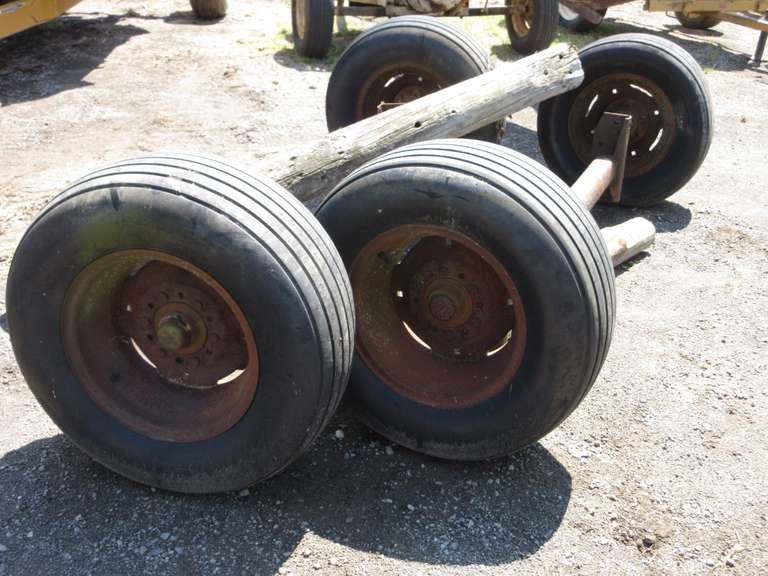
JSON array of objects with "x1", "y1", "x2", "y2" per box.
[{"x1": 257, "y1": 44, "x2": 584, "y2": 207}]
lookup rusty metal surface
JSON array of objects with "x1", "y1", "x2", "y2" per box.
[
  {"x1": 61, "y1": 250, "x2": 259, "y2": 443},
  {"x1": 568, "y1": 73, "x2": 676, "y2": 180},
  {"x1": 357, "y1": 67, "x2": 443, "y2": 118},
  {"x1": 351, "y1": 225, "x2": 527, "y2": 409},
  {"x1": 591, "y1": 111, "x2": 632, "y2": 202},
  {"x1": 508, "y1": 0, "x2": 533, "y2": 38}
]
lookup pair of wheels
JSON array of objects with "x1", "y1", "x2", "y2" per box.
[
  {"x1": 291, "y1": 0, "x2": 560, "y2": 59},
  {"x1": 7, "y1": 142, "x2": 611, "y2": 492},
  {"x1": 327, "y1": 17, "x2": 713, "y2": 207}
]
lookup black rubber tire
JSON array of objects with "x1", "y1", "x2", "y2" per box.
[
  {"x1": 325, "y1": 16, "x2": 501, "y2": 143},
  {"x1": 505, "y1": 0, "x2": 559, "y2": 55},
  {"x1": 315, "y1": 139, "x2": 615, "y2": 460},
  {"x1": 675, "y1": 11, "x2": 721, "y2": 30},
  {"x1": 6, "y1": 154, "x2": 354, "y2": 493},
  {"x1": 537, "y1": 33, "x2": 713, "y2": 207},
  {"x1": 558, "y1": 4, "x2": 606, "y2": 32},
  {"x1": 189, "y1": 0, "x2": 228, "y2": 19},
  {"x1": 292, "y1": 0, "x2": 334, "y2": 59}
]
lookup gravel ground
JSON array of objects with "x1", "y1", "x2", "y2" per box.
[{"x1": 1, "y1": 1, "x2": 767, "y2": 575}]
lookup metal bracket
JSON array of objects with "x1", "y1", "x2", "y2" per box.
[{"x1": 591, "y1": 112, "x2": 632, "y2": 203}]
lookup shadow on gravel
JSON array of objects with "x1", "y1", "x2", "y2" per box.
[
  {"x1": 592, "y1": 201, "x2": 693, "y2": 234},
  {"x1": 0, "y1": 14, "x2": 147, "y2": 106},
  {"x1": 0, "y1": 413, "x2": 571, "y2": 575}
]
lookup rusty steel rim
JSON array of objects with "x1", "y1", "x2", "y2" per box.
[
  {"x1": 568, "y1": 73, "x2": 677, "y2": 178},
  {"x1": 61, "y1": 250, "x2": 259, "y2": 443},
  {"x1": 510, "y1": 0, "x2": 533, "y2": 38},
  {"x1": 357, "y1": 65, "x2": 443, "y2": 118},
  {"x1": 351, "y1": 225, "x2": 527, "y2": 409},
  {"x1": 295, "y1": 0, "x2": 306, "y2": 41}
]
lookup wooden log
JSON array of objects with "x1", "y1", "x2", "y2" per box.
[
  {"x1": 571, "y1": 157, "x2": 615, "y2": 209},
  {"x1": 257, "y1": 44, "x2": 584, "y2": 207},
  {"x1": 602, "y1": 217, "x2": 657, "y2": 267}
]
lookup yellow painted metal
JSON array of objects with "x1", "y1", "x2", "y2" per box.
[
  {"x1": 0, "y1": 0, "x2": 84, "y2": 41},
  {"x1": 645, "y1": 0, "x2": 768, "y2": 13}
]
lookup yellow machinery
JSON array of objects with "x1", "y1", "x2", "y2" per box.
[
  {"x1": 1, "y1": 0, "x2": 228, "y2": 41},
  {"x1": 0, "y1": 0, "x2": 83, "y2": 40}
]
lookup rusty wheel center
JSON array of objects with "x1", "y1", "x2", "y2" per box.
[
  {"x1": 569, "y1": 73, "x2": 677, "y2": 177},
  {"x1": 351, "y1": 226, "x2": 527, "y2": 408},
  {"x1": 359, "y1": 68, "x2": 442, "y2": 117},
  {"x1": 62, "y1": 250, "x2": 259, "y2": 442},
  {"x1": 510, "y1": 0, "x2": 533, "y2": 37}
]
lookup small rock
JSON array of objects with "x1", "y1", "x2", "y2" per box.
[
  {"x1": 313, "y1": 562, "x2": 321, "y2": 570},
  {"x1": 160, "y1": 532, "x2": 171, "y2": 540},
  {"x1": 329, "y1": 556, "x2": 340, "y2": 566},
  {"x1": 302, "y1": 549, "x2": 311, "y2": 558},
  {"x1": 642, "y1": 534, "x2": 656, "y2": 548},
  {"x1": 0, "y1": 544, "x2": 7, "y2": 552},
  {"x1": 334, "y1": 429, "x2": 345, "y2": 440},
  {"x1": 26, "y1": 531, "x2": 33, "y2": 538},
  {"x1": 277, "y1": 568, "x2": 288, "y2": 575},
  {"x1": 174, "y1": 546, "x2": 183, "y2": 555},
  {"x1": 385, "y1": 446, "x2": 394, "y2": 456},
  {"x1": 725, "y1": 557, "x2": 736, "y2": 567},
  {"x1": 237, "y1": 488, "x2": 250, "y2": 497},
  {"x1": 705, "y1": 559, "x2": 715, "y2": 567},
  {"x1": 406, "y1": 504, "x2": 415, "y2": 512}
]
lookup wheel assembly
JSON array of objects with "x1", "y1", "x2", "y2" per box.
[
  {"x1": 292, "y1": 0, "x2": 334, "y2": 58},
  {"x1": 505, "y1": 0, "x2": 559, "y2": 55},
  {"x1": 325, "y1": 16, "x2": 502, "y2": 143},
  {"x1": 538, "y1": 33, "x2": 713, "y2": 207},
  {"x1": 189, "y1": 0, "x2": 228, "y2": 19},
  {"x1": 675, "y1": 11, "x2": 722, "y2": 30},
  {"x1": 558, "y1": 4, "x2": 606, "y2": 32},
  {"x1": 316, "y1": 139, "x2": 615, "y2": 459},
  {"x1": 6, "y1": 154, "x2": 353, "y2": 493}
]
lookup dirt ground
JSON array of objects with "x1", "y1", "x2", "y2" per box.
[{"x1": 1, "y1": 1, "x2": 767, "y2": 574}]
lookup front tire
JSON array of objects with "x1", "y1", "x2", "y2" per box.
[
  {"x1": 316, "y1": 139, "x2": 614, "y2": 460},
  {"x1": 7, "y1": 154, "x2": 353, "y2": 493}
]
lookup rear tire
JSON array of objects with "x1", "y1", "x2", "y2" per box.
[
  {"x1": 506, "y1": 0, "x2": 558, "y2": 55},
  {"x1": 316, "y1": 139, "x2": 614, "y2": 460},
  {"x1": 189, "y1": 0, "x2": 228, "y2": 19},
  {"x1": 675, "y1": 11, "x2": 721, "y2": 30},
  {"x1": 537, "y1": 33, "x2": 713, "y2": 207},
  {"x1": 7, "y1": 154, "x2": 353, "y2": 493},
  {"x1": 326, "y1": 16, "x2": 501, "y2": 143},
  {"x1": 558, "y1": 4, "x2": 605, "y2": 32},
  {"x1": 292, "y1": 0, "x2": 334, "y2": 58}
]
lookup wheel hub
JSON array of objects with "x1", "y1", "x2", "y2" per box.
[
  {"x1": 569, "y1": 73, "x2": 677, "y2": 177},
  {"x1": 351, "y1": 226, "x2": 527, "y2": 408}
]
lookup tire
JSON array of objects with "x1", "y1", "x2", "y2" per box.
[
  {"x1": 558, "y1": 4, "x2": 606, "y2": 32},
  {"x1": 315, "y1": 139, "x2": 615, "y2": 460},
  {"x1": 6, "y1": 154, "x2": 354, "y2": 493},
  {"x1": 292, "y1": 0, "x2": 334, "y2": 58},
  {"x1": 326, "y1": 16, "x2": 501, "y2": 143},
  {"x1": 675, "y1": 11, "x2": 721, "y2": 30},
  {"x1": 537, "y1": 33, "x2": 713, "y2": 207},
  {"x1": 189, "y1": 0, "x2": 228, "y2": 19},
  {"x1": 505, "y1": 0, "x2": 558, "y2": 55}
]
